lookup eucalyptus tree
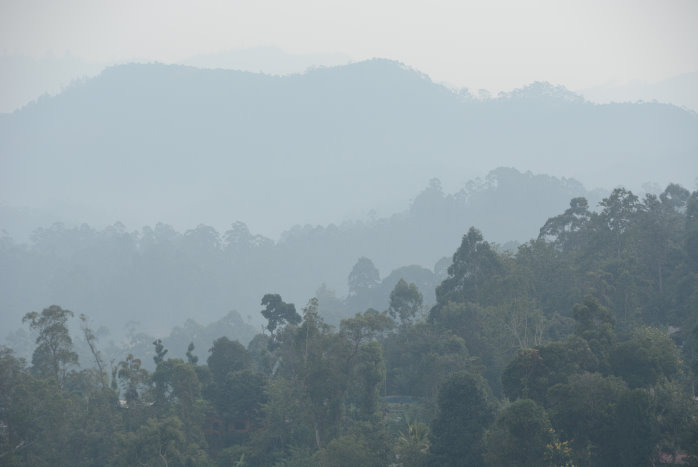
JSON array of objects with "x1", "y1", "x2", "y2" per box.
[{"x1": 22, "y1": 305, "x2": 78, "y2": 386}]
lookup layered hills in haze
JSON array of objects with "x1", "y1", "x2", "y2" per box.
[
  {"x1": 1, "y1": 59, "x2": 696, "y2": 345},
  {"x1": 1, "y1": 59, "x2": 696, "y2": 239}
]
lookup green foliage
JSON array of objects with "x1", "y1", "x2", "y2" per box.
[
  {"x1": 214, "y1": 369, "x2": 267, "y2": 421},
  {"x1": 3, "y1": 183, "x2": 698, "y2": 466},
  {"x1": 261, "y1": 293, "x2": 301, "y2": 336},
  {"x1": 349, "y1": 341, "x2": 385, "y2": 418},
  {"x1": 539, "y1": 197, "x2": 591, "y2": 252},
  {"x1": 483, "y1": 399, "x2": 554, "y2": 467},
  {"x1": 572, "y1": 296, "x2": 615, "y2": 372},
  {"x1": 119, "y1": 416, "x2": 210, "y2": 466},
  {"x1": 547, "y1": 372, "x2": 659, "y2": 467},
  {"x1": 22, "y1": 305, "x2": 79, "y2": 385},
  {"x1": 429, "y1": 371, "x2": 494, "y2": 467},
  {"x1": 433, "y1": 227, "x2": 504, "y2": 309},
  {"x1": 186, "y1": 341, "x2": 198, "y2": 365},
  {"x1": 117, "y1": 353, "x2": 151, "y2": 405},
  {"x1": 389, "y1": 278, "x2": 424, "y2": 326},
  {"x1": 502, "y1": 337, "x2": 596, "y2": 404},
  {"x1": 206, "y1": 336, "x2": 250, "y2": 385},
  {"x1": 611, "y1": 326, "x2": 679, "y2": 388},
  {"x1": 314, "y1": 433, "x2": 383, "y2": 467},
  {"x1": 153, "y1": 338, "x2": 168, "y2": 366},
  {"x1": 395, "y1": 418, "x2": 430, "y2": 467},
  {"x1": 383, "y1": 322, "x2": 471, "y2": 398}
]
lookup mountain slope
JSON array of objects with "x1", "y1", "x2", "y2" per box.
[{"x1": 1, "y1": 59, "x2": 696, "y2": 237}]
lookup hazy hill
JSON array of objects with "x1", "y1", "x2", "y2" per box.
[
  {"x1": 2, "y1": 167, "x2": 603, "y2": 341},
  {"x1": 1, "y1": 59, "x2": 696, "y2": 239}
]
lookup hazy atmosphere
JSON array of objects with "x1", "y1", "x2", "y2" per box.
[{"x1": 1, "y1": 1, "x2": 698, "y2": 466}]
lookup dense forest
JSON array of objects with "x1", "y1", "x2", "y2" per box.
[
  {"x1": 2, "y1": 183, "x2": 698, "y2": 466},
  {"x1": 0, "y1": 167, "x2": 601, "y2": 344}
]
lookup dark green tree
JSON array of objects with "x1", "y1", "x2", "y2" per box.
[
  {"x1": 429, "y1": 371, "x2": 494, "y2": 466},
  {"x1": 572, "y1": 295, "x2": 615, "y2": 372},
  {"x1": 432, "y1": 227, "x2": 504, "y2": 311},
  {"x1": 261, "y1": 294, "x2": 301, "y2": 337},
  {"x1": 22, "y1": 305, "x2": 78, "y2": 386},
  {"x1": 611, "y1": 326, "x2": 679, "y2": 388},
  {"x1": 207, "y1": 336, "x2": 250, "y2": 386},
  {"x1": 483, "y1": 399, "x2": 554, "y2": 467},
  {"x1": 538, "y1": 196, "x2": 592, "y2": 252},
  {"x1": 388, "y1": 278, "x2": 423, "y2": 326},
  {"x1": 186, "y1": 341, "x2": 199, "y2": 365}
]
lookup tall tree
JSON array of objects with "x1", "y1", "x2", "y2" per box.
[
  {"x1": 22, "y1": 305, "x2": 78, "y2": 386},
  {"x1": 538, "y1": 196, "x2": 592, "y2": 252},
  {"x1": 432, "y1": 227, "x2": 503, "y2": 312},
  {"x1": 207, "y1": 336, "x2": 250, "y2": 386},
  {"x1": 388, "y1": 279, "x2": 423, "y2": 326},
  {"x1": 429, "y1": 371, "x2": 494, "y2": 467},
  {"x1": 598, "y1": 187, "x2": 641, "y2": 259},
  {"x1": 261, "y1": 293, "x2": 301, "y2": 337},
  {"x1": 483, "y1": 399, "x2": 555, "y2": 467}
]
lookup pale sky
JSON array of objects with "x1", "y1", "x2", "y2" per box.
[{"x1": 1, "y1": 0, "x2": 697, "y2": 94}]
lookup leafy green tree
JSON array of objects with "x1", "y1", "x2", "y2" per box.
[
  {"x1": 395, "y1": 416, "x2": 430, "y2": 467},
  {"x1": 247, "y1": 376, "x2": 316, "y2": 464},
  {"x1": 314, "y1": 433, "x2": 384, "y2": 467},
  {"x1": 260, "y1": 293, "x2": 300, "y2": 337},
  {"x1": 501, "y1": 337, "x2": 596, "y2": 404},
  {"x1": 23, "y1": 305, "x2": 79, "y2": 386},
  {"x1": 247, "y1": 333, "x2": 273, "y2": 375},
  {"x1": 67, "y1": 387, "x2": 124, "y2": 466},
  {"x1": 346, "y1": 257, "x2": 382, "y2": 313},
  {"x1": 686, "y1": 191, "x2": 698, "y2": 273},
  {"x1": 611, "y1": 326, "x2": 679, "y2": 388},
  {"x1": 388, "y1": 278, "x2": 423, "y2": 326},
  {"x1": 547, "y1": 372, "x2": 657, "y2": 466},
  {"x1": 347, "y1": 257, "x2": 380, "y2": 297},
  {"x1": 429, "y1": 371, "x2": 494, "y2": 467},
  {"x1": 349, "y1": 341, "x2": 385, "y2": 419},
  {"x1": 598, "y1": 187, "x2": 641, "y2": 259},
  {"x1": 153, "y1": 338, "x2": 168, "y2": 366},
  {"x1": 186, "y1": 341, "x2": 199, "y2": 365},
  {"x1": 383, "y1": 322, "x2": 471, "y2": 398},
  {"x1": 433, "y1": 227, "x2": 504, "y2": 312},
  {"x1": 213, "y1": 369, "x2": 267, "y2": 422},
  {"x1": 117, "y1": 353, "x2": 151, "y2": 406},
  {"x1": 613, "y1": 388, "x2": 658, "y2": 466},
  {"x1": 653, "y1": 380, "x2": 698, "y2": 460},
  {"x1": 483, "y1": 399, "x2": 554, "y2": 467},
  {"x1": 207, "y1": 336, "x2": 250, "y2": 386},
  {"x1": 119, "y1": 416, "x2": 209, "y2": 466},
  {"x1": 572, "y1": 296, "x2": 615, "y2": 372},
  {"x1": 79, "y1": 313, "x2": 108, "y2": 390},
  {"x1": 538, "y1": 196, "x2": 592, "y2": 252},
  {"x1": 0, "y1": 348, "x2": 73, "y2": 465},
  {"x1": 340, "y1": 308, "x2": 393, "y2": 357}
]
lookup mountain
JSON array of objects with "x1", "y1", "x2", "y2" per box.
[
  {"x1": 180, "y1": 46, "x2": 351, "y2": 75},
  {"x1": 0, "y1": 54, "x2": 105, "y2": 113},
  {"x1": 580, "y1": 71, "x2": 698, "y2": 113},
  {"x1": 1, "y1": 59, "x2": 696, "y2": 239}
]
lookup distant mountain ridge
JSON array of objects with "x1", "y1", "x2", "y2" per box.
[{"x1": 1, "y1": 59, "x2": 696, "y2": 239}]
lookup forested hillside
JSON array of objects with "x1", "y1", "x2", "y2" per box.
[
  {"x1": 2, "y1": 183, "x2": 697, "y2": 466},
  {"x1": 2, "y1": 60, "x2": 696, "y2": 239},
  {"x1": 0, "y1": 167, "x2": 601, "y2": 344}
]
